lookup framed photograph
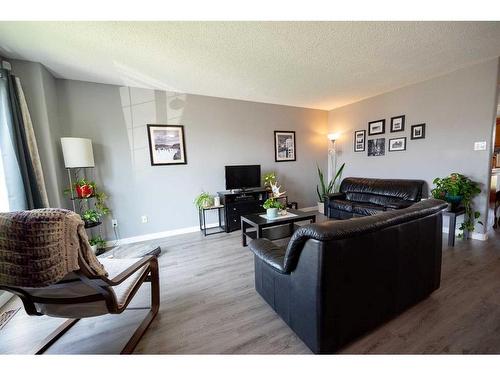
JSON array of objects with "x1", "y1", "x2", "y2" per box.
[
  {"x1": 411, "y1": 123, "x2": 426, "y2": 140},
  {"x1": 274, "y1": 131, "x2": 296, "y2": 162},
  {"x1": 368, "y1": 138, "x2": 385, "y2": 156},
  {"x1": 147, "y1": 124, "x2": 187, "y2": 166},
  {"x1": 390, "y1": 115, "x2": 405, "y2": 132},
  {"x1": 368, "y1": 119, "x2": 385, "y2": 136},
  {"x1": 354, "y1": 130, "x2": 366, "y2": 152},
  {"x1": 388, "y1": 137, "x2": 407, "y2": 152}
]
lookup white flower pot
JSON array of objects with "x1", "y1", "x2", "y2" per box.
[
  {"x1": 90, "y1": 244, "x2": 98, "y2": 254},
  {"x1": 266, "y1": 208, "x2": 278, "y2": 218},
  {"x1": 318, "y1": 202, "x2": 324, "y2": 214}
]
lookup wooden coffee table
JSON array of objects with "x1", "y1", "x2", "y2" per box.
[{"x1": 241, "y1": 209, "x2": 316, "y2": 247}]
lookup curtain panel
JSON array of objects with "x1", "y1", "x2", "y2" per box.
[{"x1": 0, "y1": 67, "x2": 49, "y2": 210}]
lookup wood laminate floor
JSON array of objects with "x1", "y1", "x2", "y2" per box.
[{"x1": 2, "y1": 214, "x2": 500, "y2": 354}]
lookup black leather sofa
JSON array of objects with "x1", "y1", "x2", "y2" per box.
[
  {"x1": 248, "y1": 199, "x2": 447, "y2": 353},
  {"x1": 325, "y1": 177, "x2": 425, "y2": 219}
]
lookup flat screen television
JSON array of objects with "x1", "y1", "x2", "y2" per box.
[{"x1": 225, "y1": 165, "x2": 261, "y2": 190}]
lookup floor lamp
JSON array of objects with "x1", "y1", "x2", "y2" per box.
[{"x1": 327, "y1": 133, "x2": 340, "y2": 186}]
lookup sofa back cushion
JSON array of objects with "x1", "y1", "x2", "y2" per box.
[{"x1": 340, "y1": 177, "x2": 424, "y2": 204}]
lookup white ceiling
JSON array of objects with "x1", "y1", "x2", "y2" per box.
[{"x1": 0, "y1": 21, "x2": 500, "y2": 110}]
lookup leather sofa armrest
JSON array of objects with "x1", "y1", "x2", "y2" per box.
[
  {"x1": 325, "y1": 192, "x2": 346, "y2": 201},
  {"x1": 385, "y1": 201, "x2": 413, "y2": 210},
  {"x1": 248, "y1": 239, "x2": 287, "y2": 274}
]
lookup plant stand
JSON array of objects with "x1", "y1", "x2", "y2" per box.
[
  {"x1": 198, "y1": 205, "x2": 225, "y2": 236},
  {"x1": 443, "y1": 206, "x2": 465, "y2": 247},
  {"x1": 65, "y1": 167, "x2": 104, "y2": 253}
]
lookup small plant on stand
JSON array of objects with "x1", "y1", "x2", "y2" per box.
[
  {"x1": 89, "y1": 235, "x2": 107, "y2": 254},
  {"x1": 194, "y1": 192, "x2": 214, "y2": 209},
  {"x1": 431, "y1": 173, "x2": 482, "y2": 238}
]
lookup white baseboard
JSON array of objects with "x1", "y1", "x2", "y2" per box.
[
  {"x1": 442, "y1": 226, "x2": 488, "y2": 241},
  {"x1": 106, "y1": 222, "x2": 220, "y2": 247}
]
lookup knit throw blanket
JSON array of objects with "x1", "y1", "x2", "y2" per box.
[{"x1": 0, "y1": 208, "x2": 107, "y2": 288}]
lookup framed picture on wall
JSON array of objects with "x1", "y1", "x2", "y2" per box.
[
  {"x1": 368, "y1": 138, "x2": 385, "y2": 156},
  {"x1": 390, "y1": 115, "x2": 405, "y2": 132},
  {"x1": 388, "y1": 137, "x2": 407, "y2": 152},
  {"x1": 147, "y1": 124, "x2": 187, "y2": 166},
  {"x1": 411, "y1": 123, "x2": 426, "y2": 140},
  {"x1": 368, "y1": 119, "x2": 385, "y2": 135},
  {"x1": 274, "y1": 131, "x2": 296, "y2": 162},
  {"x1": 354, "y1": 130, "x2": 366, "y2": 152}
]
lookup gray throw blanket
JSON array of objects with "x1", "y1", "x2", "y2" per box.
[{"x1": 0, "y1": 208, "x2": 107, "y2": 287}]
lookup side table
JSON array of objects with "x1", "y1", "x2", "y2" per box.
[
  {"x1": 443, "y1": 206, "x2": 465, "y2": 247},
  {"x1": 199, "y1": 205, "x2": 225, "y2": 236}
]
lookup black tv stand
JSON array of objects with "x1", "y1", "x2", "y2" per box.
[{"x1": 218, "y1": 188, "x2": 269, "y2": 232}]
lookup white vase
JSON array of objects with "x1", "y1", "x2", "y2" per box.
[
  {"x1": 267, "y1": 208, "x2": 278, "y2": 218},
  {"x1": 213, "y1": 196, "x2": 220, "y2": 206},
  {"x1": 318, "y1": 202, "x2": 324, "y2": 214}
]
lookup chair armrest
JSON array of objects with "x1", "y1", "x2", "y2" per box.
[
  {"x1": 106, "y1": 255, "x2": 157, "y2": 285},
  {"x1": 248, "y1": 239, "x2": 287, "y2": 274},
  {"x1": 384, "y1": 201, "x2": 413, "y2": 210}
]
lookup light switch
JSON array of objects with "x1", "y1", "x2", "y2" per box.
[{"x1": 474, "y1": 141, "x2": 487, "y2": 151}]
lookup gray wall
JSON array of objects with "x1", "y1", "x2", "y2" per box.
[
  {"x1": 329, "y1": 58, "x2": 500, "y2": 235},
  {"x1": 56, "y1": 80, "x2": 328, "y2": 239},
  {"x1": 10, "y1": 60, "x2": 65, "y2": 207}
]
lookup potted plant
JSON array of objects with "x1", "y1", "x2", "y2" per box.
[
  {"x1": 431, "y1": 173, "x2": 482, "y2": 238},
  {"x1": 89, "y1": 235, "x2": 106, "y2": 254},
  {"x1": 194, "y1": 192, "x2": 214, "y2": 209},
  {"x1": 69, "y1": 178, "x2": 96, "y2": 198},
  {"x1": 82, "y1": 208, "x2": 102, "y2": 226},
  {"x1": 263, "y1": 197, "x2": 284, "y2": 219},
  {"x1": 316, "y1": 163, "x2": 345, "y2": 213}
]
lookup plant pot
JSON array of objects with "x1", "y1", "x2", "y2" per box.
[
  {"x1": 90, "y1": 244, "x2": 97, "y2": 254},
  {"x1": 266, "y1": 208, "x2": 278, "y2": 219},
  {"x1": 75, "y1": 184, "x2": 94, "y2": 198},
  {"x1": 445, "y1": 194, "x2": 463, "y2": 209},
  {"x1": 318, "y1": 202, "x2": 324, "y2": 213}
]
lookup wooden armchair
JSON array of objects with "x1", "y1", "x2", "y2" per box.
[{"x1": 0, "y1": 209, "x2": 159, "y2": 354}]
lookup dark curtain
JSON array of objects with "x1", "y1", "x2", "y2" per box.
[{"x1": 0, "y1": 67, "x2": 47, "y2": 210}]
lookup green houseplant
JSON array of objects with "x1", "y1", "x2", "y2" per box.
[
  {"x1": 194, "y1": 192, "x2": 214, "y2": 209},
  {"x1": 89, "y1": 235, "x2": 107, "y2": 253},
  {"x1": 431, "y1": 173, "x2": 482, "y2": 238},
  {"x1": 263, "y1": 197, "x2": 284, "y2": 219},
  {"x1": 316, "y1": 162, "x2": 345, "y2": 212}
]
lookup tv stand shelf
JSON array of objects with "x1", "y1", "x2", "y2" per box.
[{"x1": 217, "y1": 188, "x2": 269, "y2": 233}]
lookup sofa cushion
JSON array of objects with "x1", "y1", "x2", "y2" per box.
[
  {"x1": 351, "y1": 202, "x2": 386, "y2": 216},
  {"x1": 329, "y1": 199, "x2": 354, "y2": 213}
]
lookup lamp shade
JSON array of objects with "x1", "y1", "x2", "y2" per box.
[
  {"x1": 327, "y1": 133, "x2": 340, "y2": 141},
  {"x1": 61, "y1": 137, "x2": 95, "y2": 168}
]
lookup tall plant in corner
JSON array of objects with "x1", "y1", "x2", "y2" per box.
[{"x1": 316, "y1": 163, "x2": 345, "y2": 211}]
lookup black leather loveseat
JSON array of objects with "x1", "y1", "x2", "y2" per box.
[
  {"x1": 248, "y1": 199, "x2": 447, "y2": 353},
  {"x1": 325, "y1": 177, "x2": 425, "y2": 219}
]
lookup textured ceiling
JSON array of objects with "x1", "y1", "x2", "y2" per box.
[{"x1": 0, "y1": 21, "x2": 500, "y2": 110}]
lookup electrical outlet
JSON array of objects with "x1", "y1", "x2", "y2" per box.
[
  {"x1": 141, "y1": 215, "x2": 148, "y2": 224},
  {"x1": 474, "y1": 141, "x2": 487, "y2": 151},
  {"x1": 112, "y1": 219, "x2": 118, "y2": 227}
]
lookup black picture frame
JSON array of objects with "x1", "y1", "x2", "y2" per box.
[
  {"x1": 367, "y1": 138, "x2": 385, "y2": 156},
  {"x1": 274, "y1": 131, "x2": 296, "y2": 162},
  {"x1": 354, "y1": 130, "x2": 366, "y2": 152},
  {"x1": 368, "y1": 119, "x2": 386, "y2": 136},
  {"x1": 388, "y1": 137, "x2": 407, "y2": 152},
  {"x1": 411, "y1": 123, "x2": 426, "y2": 140},
  {"x1": 390, "y1": 115, "x2": 405, "y2": 132},
  {"x1": 147, "y1": 124, "x2": 187, "y2": 166}
]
